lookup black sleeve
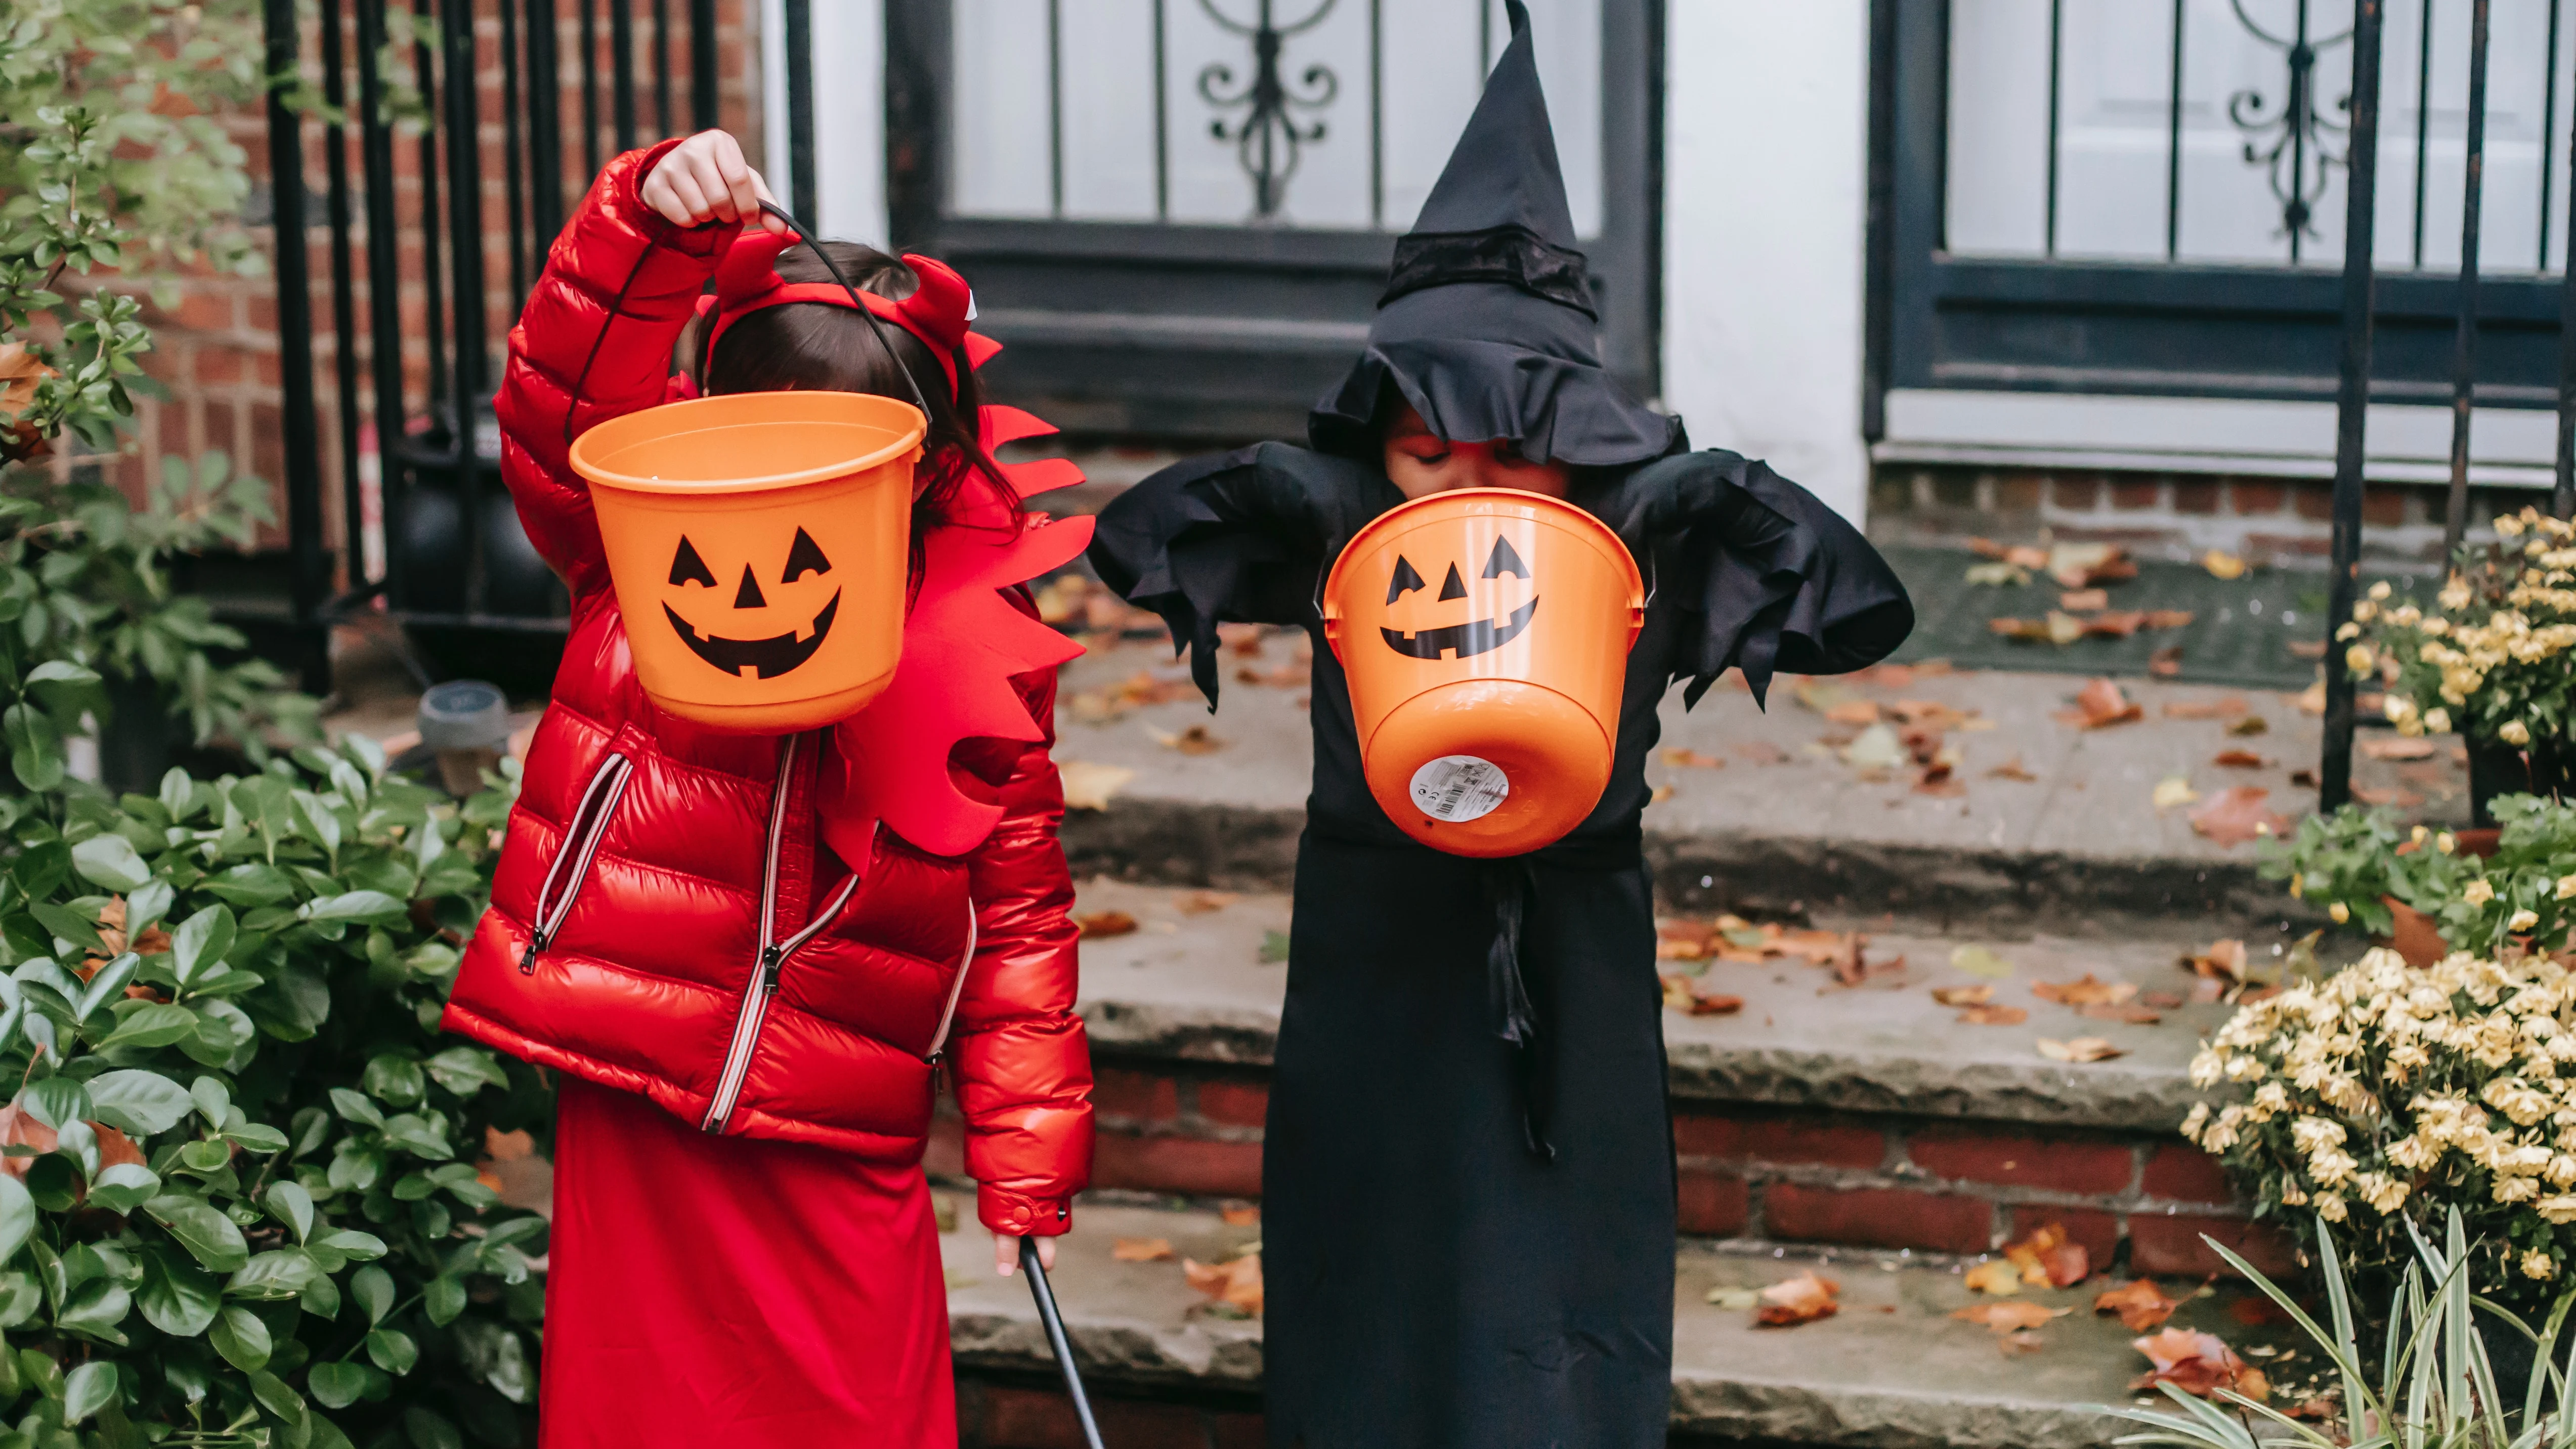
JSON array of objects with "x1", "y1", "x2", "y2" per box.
[
  {"x1": 1086, "y1": 443, "x2": 1402, "y2": 709},
  {"x1": 1582, "y1": 450, "x2": 1914, "y2": 708}
]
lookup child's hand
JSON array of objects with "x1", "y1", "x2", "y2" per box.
[
  {"x1": 641, "y1": 130, "x2": 786, "y2": 233},
  {"x1": 995, "y1": 1231, "x2": 1056, "y2": 1277}
]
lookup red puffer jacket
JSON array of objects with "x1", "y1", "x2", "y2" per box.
[{"x1": 442, "y1": 141, "x2": 1093, "y2": 1236}]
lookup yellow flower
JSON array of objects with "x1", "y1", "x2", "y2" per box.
[
  {"x1": 2413, "y1": 825, "x2": 2431, "y2": 845},
  {"x1": 2425, "y1": 707, "x2": 2453, "y2": 734},
  {"x1": 2465, "y1": 879, "x2": 2496, "y2": 906},
  {"x1": 2557, "y1": 874, "x2": 2576, "y2": 902},
  {"x1": 2499, "y1": 514, "x2": 2528, "y2": 538},
  {"x1": 2330, "y1": 902, "x2": 2350, "y2": 924},
  {"x1": 2510, "y1": 909, "x2": 2542, "y2": 933},
  {"x1": 2438, "y1": 832, "x2": 2459, "y2": 856},
  {"x1": 2501, "y1": 720, "x2": 2532, "y2": 746},
  {"x1": 2370, "y1": 580, "x2": 2393, "y2": 601},
  {"x1": 2539, "y1": 1195, "x2": 2576, "y2": 1225},
  {"x1": 2345, "y1": 645, "x2": 2375, "y2": 673}
]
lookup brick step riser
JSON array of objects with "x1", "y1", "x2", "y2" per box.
[
  {"x1": 929, "y1": 1059, "x2": 2298, "y2": 1282},
  {"x1": 1059, "y1": 805, "x2": 2300, "y2": 937}
]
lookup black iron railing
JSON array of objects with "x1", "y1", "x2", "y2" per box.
[{"x1": 259, "y1": 0, "x2": 724, "y2": 692}]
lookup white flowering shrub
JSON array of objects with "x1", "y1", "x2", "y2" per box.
[
  {"x1": 2351, "y1": 506, "x2": 2576, "y2": 753},
  {"x1": 2186, "y1": 948, "x2": 2576, "y2": 1310}
]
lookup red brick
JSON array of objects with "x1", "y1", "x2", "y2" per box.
[
  {"x1": 2293, "y1": 484, "x2": 2337, "y2": 521},
  {"x1": 1905, "y1": 1129, "x2": 2133, "y2": 1196},
  {"x1": 2049, "y1": 477, "x2": 2101, "y2": 510},
  {"x1": 1091, "y1": 1132, "x2": 1263, "y2": 1199},
  {"x1": 1996, "y1": 473, "x2": 2043, "y2": 510},
  {"x1": 2171, "y1": 479, "x2": 2221, "y2": 515},
  {"x1": 2007, "y1": 1204, "x2": 2121, "y2": 1271},
  {"x1": 1763, "y1": 1183, "x2": 1991, "y2": 1254},
  {"x1": 2128, "y1": 1213, "x2": 2302, "y2": 1281},
  {"x1": 2110, "y1": 478, "x2": 2163, "y2": 510},
  {"x1": 977, "y1": 1385, "x2": 1213, "y2": 1449},
  {"x1": 1739, "y1": 1118, "x2": 1886, "y2": 1169},
  {"x1": 2228, "y1": 480, "x2": 2288, "y2": 515},
  {"x1": 2141, "y1": 1145, "x2": 2237, "y2": 1206},
  {"x1": 1094, "y1": 1400, "x2": 1217, "y2": 1449},
  {"x1": 2364, "y1": 484, "x2": 2411, "y2": 527},
  {"x1": 1194, "y1": 1079, "x2": 1268, "y2": 1129},
  {"x1": 1676, "y1": 1169, "x2": 1750, "y2": 1237},
  {"x1": 1670, "y1": 1109, "x2": 1741, "y2": 1159},
  {"x1": 1092, "y1": 1067, "x2": 1179, "y2": 1124}
]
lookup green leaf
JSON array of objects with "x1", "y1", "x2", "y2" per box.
[
  {"x1": 189, "y1": 1076, "x2": 230, "y2": 1128},
  {"x1": 402, "y1": 1403, "x2": 459, "y2": 1449},
  {"x1": 306, "y1": 1360, "x2": 367, "y2": 1410},
  {"x1": 223, "y1": 1121, "x2": 289, "y2": 1153},
  {"x1": 364, "y1": 1326, "x2": 417, "y2": 1376},
  {"x1": 225, "y1": 1249, "x2": 319, "y2": 1301},
  {"x1": 9, "y1": 703, "x2": 66, "y2": 792},
  {"x1": 263, "y1": 1180, "x2": 314, "y2": 1243},
  {"x1": 378, "y1": 1114, "x2": 451, "y2": 1159},
  {"x1": 310, "y1": 1228, "x2": 386, "y2": 1262},
  {"x1": 84, "y1": 1163, "x2": 158, "y2": 1214},
  {"x1": 98, "y1": 1001, "x2": 196, "y2": 1050},
  {"x1": 360, "y1": 1054, "x2": 425, "y2": 1107},
  {"x1": 0, "y1": 1271, "x2": 41, "y2": 1329},
  {"x1": 348, "y1": 1265, "x2": 395, "y2": 1329},
  {"x1": 136, "y1": 1251, "x2": 220, "y2": 1337},
  {"x1": 60, "y1": 1359, "x2": 117, "y2": 1423},
  {"x1": 421, "y1": 1274, "x2": 466, "y2": 1327},
  {"x1": 74, "y1": 951, "x2": 138, "y2": 1019},
  {"x1": 68, "y1": 835, "x2": 149, "y2": 893},
  {"x1": 21, "y1": 1077, "x2": 88, "y2": 1131},
  {"x1": 1261, "y1": 928, "x2": 1292, "y2": 963},
  {"x1": 145, "y1": 1194, "x2": 250, "y2": 1273},
  {"x1": 423, "y1": 1046, "x2": 509, "y2": 1096},
  {"x1": 123, "y1": 878, "x2": 173, "y2": 935},
  {"x1": 210, "y1": 1303, "x2": 272, "y2": 1370},
  {"x1": 249, "y1": 1366, "x2": 306, "y2": 1423},
  {"x1": 297, "y1": 890, "x2": 404, "y2": 924},
  {"x1": 169, "y1": 905, "x2": 234, "y2": 985},
  {"x1": 56, "y1": 1277, "x2": 131, "y2": 1340},
  {"x1": 25, "y1": 901, "x2": 102, "y2": 953},
  {"x1": 326, "y1": 1088, "x2": 381, "y2": 1129},
  {"x1": 84, "y1": 1069, "x2": 192, "y2": 1135},
  {"x1": 178, "y1": 1139, "x2": 231, "y2": 1173}
]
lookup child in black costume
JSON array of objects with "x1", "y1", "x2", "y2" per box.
[{"x1": 1088, "y1": 7, "x2": 1913, "y2": 1444}]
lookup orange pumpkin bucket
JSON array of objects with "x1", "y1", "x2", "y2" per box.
[
  {"x1": 1322, "y1": 489, "x2": 1644, "y2": 857},
  {"x1": 570, "y1": 390, "x2": 925, "y2": 733}
]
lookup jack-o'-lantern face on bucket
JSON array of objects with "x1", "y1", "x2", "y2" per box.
[
  {"x1": 1379, "y1": 535, "x2": 1537, "y2": 661},
  {"x1": 661, "y1": 526, "x2": 840, "y2": 680}
]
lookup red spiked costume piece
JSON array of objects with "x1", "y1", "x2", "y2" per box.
[{"x1": 441, "y1": 141, "x2": 1093, "y2": 1446}]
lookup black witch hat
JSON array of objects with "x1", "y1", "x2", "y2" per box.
[{"x1": 1309, "y1": 0, "x2": 1679, "y2": 468}]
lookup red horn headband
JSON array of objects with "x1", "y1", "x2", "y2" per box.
[{"x1": 695, "y1": 228, "x2": 976, "y2": 399}]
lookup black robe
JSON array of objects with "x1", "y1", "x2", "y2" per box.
[{"x1": 1088, "y1": 444, "x2": 1911, "y2": 1449}]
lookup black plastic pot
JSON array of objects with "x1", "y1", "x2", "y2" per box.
[{"x1": 2468, "y1": 735, "x2": 2572, "y2": 827}]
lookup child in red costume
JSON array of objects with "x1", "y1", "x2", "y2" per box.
[{"x1": 440, "y1": 131, "x2": 1097, "y2": 1446}]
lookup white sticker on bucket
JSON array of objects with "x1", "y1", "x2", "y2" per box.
[{"x1": 1409, "y1": 755, "x2": 1510, "y2": 823}]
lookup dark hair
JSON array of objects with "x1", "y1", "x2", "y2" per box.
[{"x1": 692, "y1": 241, "x2": 1020, "y2": 555}]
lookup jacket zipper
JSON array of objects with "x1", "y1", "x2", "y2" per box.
[
  {"x1": 923, "y1": 900, "x2": 980, "y2": 1095},
  {"x1": 518, "y1": 752, "x2": 634, "y2": 973},
  {"x1": 702, "y1": 735, "x2": 858, "y2": 1133}
]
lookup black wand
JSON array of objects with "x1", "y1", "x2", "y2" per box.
[{"x1": 1019, "y1": 1236, "x2": 1106, "y2": 1449}]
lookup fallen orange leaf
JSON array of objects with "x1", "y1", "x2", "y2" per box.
[
  {"x1": 2037, "y1": 1037, "x2": 2126, "y2": 1063},
  {"x1": 1113, "y1": 1237, "x2": 1175, "y2": 1262},
  {"x1": 2162, "y1": 698, "x2": 2248, "y2": 720},
  {"x1": 2094, "y1": 1280, "x2": 2181, "y2": 1331},
  {"x1": 2058, "y1": 678, "x2": 2143, "y2": 729},
  {"x1": 1958, "y1": 1004, "x2": 2030, "y2": 1026},
  {"x1": 2189, "y1": 787, "x2": 2289, "y2": 848},
  {"x1": 2131, "y1": 1328, "x2": 2267, "y2": 1401},
  {"x1": 2003, "y1": 1223, "x2": 2091, "y2": 1288},
  {"x1": 1953, "y1": 1301, "x2": 2071, "y2": 1332},
  {"x1": 1176, "y1": 890, "x2": 1239, "y2": 914},
  {"x1": 1660, "y1": 747, "x2": 1727, "y2": 769},
  {"x1": 2032, "y1": 974, "x2": 2138, "y2": 1007},
  {"x1": 2211, "y1": 749, "x2": 2268, "y2": 769},
  {"x1": 1754, "y1": 1271, "x2": 1840, "y2": 1326},
  {"x1": 1220, "y1": 1204, "x2": 1261, "y2": 1227},
  {"x1": 1076, "y1": 911, "x2": 1140, "y2": 939},
  {"x1": 1930, "y1": 985, "x2": 1993, "y2": 1007},
  {"x1": 2182, "y1": 939, "x2": 2249, "y2": 982},
  {"x1": 1964, "y1": 1260, "x2": 2024, "y2": 1295},
  {"x1": 1183, "y1": 1253, "x2": 1264, "y2": 1316}
]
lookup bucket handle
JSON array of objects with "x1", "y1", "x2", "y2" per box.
[{"x1": 559, "y1": 200, "x2": 937, "y2": 445}]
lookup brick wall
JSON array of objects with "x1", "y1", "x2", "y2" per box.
[
  {"x1": 1871, "y1": 461, "x2": 2535, "y2": 570},
  {"x1": 95, "y1": 3, "x2": 762, "y2": 569},
  {"x1": 956, "y1": 1381, "x2": 1262, "y2": 1449},
  {"x1": 931, "y1": 1058, "x2": 2297, "y2": 1280}
]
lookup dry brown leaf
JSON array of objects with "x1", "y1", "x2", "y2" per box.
[
  {"x1": 1151, "y1": 723, "x2": 1229, "y2": 755},
  {"x1": 1958, "y1": 1004, "x2": 2030, "y2": 1026},
  {"x1": 2162, "y1": 697, "x2": 2248, "y2": 720},
  {"x1": 1953, "y1": 1301, "x2": 2072, "y2": 1332},
  {"x1": 2058, "y1": 678, "x2": 2143, "y2": 729},
  {"x1": 2048, "y1": 541, "x2": 2135, "y2": 588},
  {"x1": 1754, "y1": 1271, "x2": 1840, "y2": 1326},
  {"x1": 2149, "y1": 645, "x2": 2185, "y2": 678},
  {"x1": 2032, "y1": 974, "x2": 2138, "y2": 1007},
  {"x1": 2203, "y1": 549, "x2": 2248, "y2": 580},
  {"x1": 1183, "y1": 1253, "x2": 1264, "y2": 1316},
  {"x1": 2037, "y1": 1036, "x2": 2126, "y2": 1063},
  {"x1": 1067, "y1": 670, "x2": 1191, "y2": 722},
  {"x1": 1735, "y1": 741, "x2": 1790, "y2": 765},
  {"x1": 1660, "y1": 975, "x2": 1699, "y2": 1011},
  {"x1": 1220, "y1": 1203, "x2": 1262, "y2": 1226},
  {"x1": 1985, "y1": 756, "x2": 2039, "y2": 782},
  {"x1": 2227, "y1": 714, "x2": 2269, "y2": 737},
  {"x1": 1176, "y1": 891, "x2": 1239, "y2": 915},
  {"x1": 1656, "y1": 920, "x2": 1716, "y2": 962},
  {"x1": 1234, "y1": 661, "x2": 1311, "y2": 689},
  {"x1": 1660, "y1": 747, "x2": 1727, "y2": 769},
  {"x1": 1076, "y1": 911, "x2": 1140, "y2": 939},
  {"x1": 2189, "y1": 787, "x2": 2289, "y2": 848},
  {"x1": 2004, "y1": 1223, "x2": 2093, "y2": 1288},
  {"x1": 1930, "y1": 984, "x2": 1993, "y2": 1007},
  {"x1": 2094, "y1": 1280, "x2": 2181, "y2": 1331},
  {"x1": 2131, "y1": 1328, "x2": 2267, "y2": 1401},
  {"x1": 1825, "y1": 700, "x2": 1881, "y2": 727},
  {"x1": 2212, "y1": 749, "x2": 2268, "y2": 769},
  {"x1": 1113, "y1": 1237, "x2": 1176, "y2": 1262},
  {"x1": 1057, "y1": 761, "x2": 1135, "y2": 812},
  {"x1": 2078, "y1": 1001, "x2": 2163, "y2": 1025},
  {"x1": 1963, "y1": 1260, "x2": 2024, "y2": 1295},
  {"x1": 2084, "y1": 610, "x2": 2149, "y2": 639},
  {"x1": 2143, "y1": 610, "x2": 2196, "y2": 630},
  {"x1": 2139, "y1": 989, "x2": 2187, "y2": 1010},
  {"x1": 1689, "y1": 992, "x2": 1745, "y2": 1016},
  {"x1": 2360, "y1": 736, "x2": 2438, "y2": 761},
  {"x1": 2058, "y1": 588, "x2": 2110, "y2": 612},
  {"x1": 2182, "y1": 939, "x2": 2249, "y2": 982},
  {"x1": 2287, "y1": 638, "x2": 2329, "y2": 660}
]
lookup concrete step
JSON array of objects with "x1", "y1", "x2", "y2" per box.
[
  {"x1": 926, "y1": 881, "x2": 2307, "y2": 1291},
  {"x1": 1050, "y1": 630, "x2": 2462, "y2": 934},
  {"x1": 937, "y1": 1196, "x2": 2305, "y2": 1449}
]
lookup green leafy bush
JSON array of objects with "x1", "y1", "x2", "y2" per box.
[
  {"x1": 2262, "y1": 795, "x2": 2576, "y2": 959},
  {"x1": 0, "y1": 737, "x2": 544, "y2": 1449}
]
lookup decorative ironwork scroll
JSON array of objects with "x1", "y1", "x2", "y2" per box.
[
  {"x1": 1197, "y1": 0, "x2": 1342, "y2": 218},
  {"x1": 2226, "y1": 0, "x2": 2357, "y2": 257}
]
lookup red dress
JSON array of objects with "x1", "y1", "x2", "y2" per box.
[{"x1": 443, "y1": 141, "x2": 1099, "y2": 1446}]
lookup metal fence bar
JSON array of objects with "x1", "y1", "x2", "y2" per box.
[
  {"x1": 1369, "y1": 0, "x2": 1384, "y2": 230},
  {"x1": 2544, "y1": 0, "x2": 2562, "y2": 267},
  {"x1": 319, "y1": 0, "x2": 365, "y2": 604},
  {"x1": 263, "y1": 0, "x2": 331, "y2": 694},
  {"x1": 441, "y1": 0, "x2": 491, "y2": 619},
  {"x1": 611, "y1": 0, "x2": 637, "y2": 152},
  {"x1": 353, "y1": 0, "x2": 407, "y2": 604},
  {"x1": 411, "y1": 0, "x2": 449, "y2": 411},
  {"x1": 501, "y1": 0, "x2": 530, "y2": 307},
  {"x1": 655, "y1": 0, "x2": 674, "y2": 136},
  {"x1": 2166, "y1": 0, "x2": 2185, "y2": 260},
  {"x1": 2044, "y1": 0, "x2": 2062, "y2": 257},
  {"x1": 784, "y1": 0, "x2": 815, "y2": 222},
  {"x1": 2443, "y1": 0, "x2": 2491, "y2": 559},
  {"x1": 1154, "y1": 0, "x2": 1171, "y2": 221},
  {"x1": 1048, "y1": 0, "x2": 1065, "y2": 219},
  {"x1": 2414, "y1": 0, "x2": 2434, "y2": 267},
  {"x1": 581, "y1": 0, "x2": 602, "y2": 181},
  {"x1": 2560, "y1": 77, "x2": 2576, "y2": 518},
  {"x1": 530, "y1": 0, "x2": 566, "y2": 247},
  {"x1": 2321, "y1": 0, "x2": 2388, "y2": 814},
  {"x1": 690, "y1": 0, "x2": 718, "y2": 131}
]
